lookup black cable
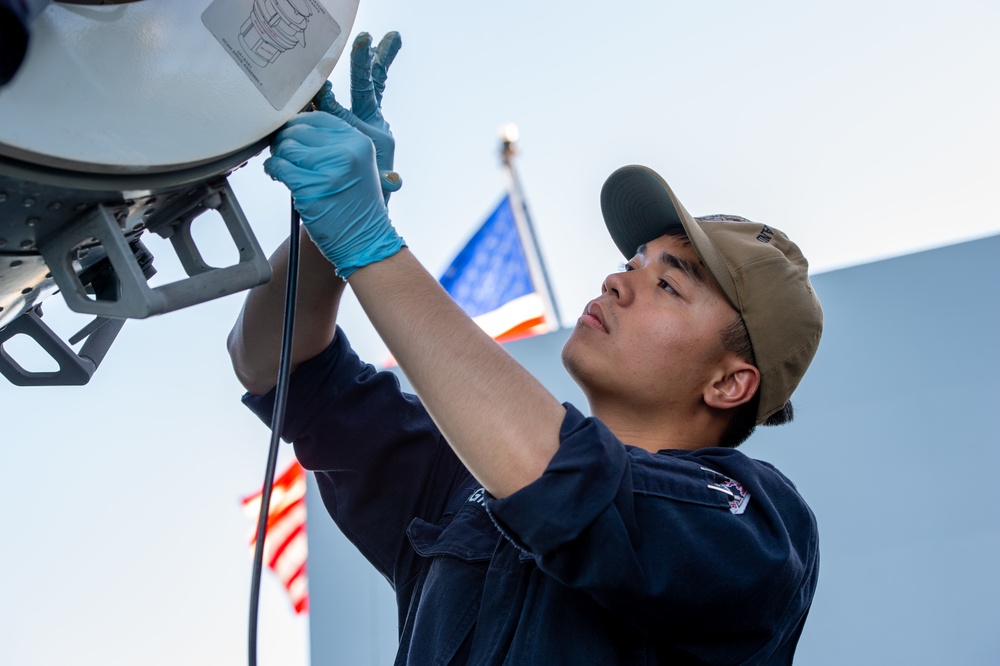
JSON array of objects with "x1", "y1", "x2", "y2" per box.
[{"x1": 248, "y1": 199, "x2": 301, "y2": 666}]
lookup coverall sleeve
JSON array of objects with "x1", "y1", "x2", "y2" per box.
[
  {"x1": 242, "y1": 326, "x2": 471, "y2": 590},
  {"x1": 484, "y1": 404, "x2": 819, "y2": 647}
]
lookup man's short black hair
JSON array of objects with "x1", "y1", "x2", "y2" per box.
[{"x1": 717, "y1": 315, "x2": 794, "y2": 448}]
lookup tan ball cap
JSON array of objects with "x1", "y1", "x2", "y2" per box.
[{"x1": 600, "y1": 165, "x2": 823, "y2": 424}]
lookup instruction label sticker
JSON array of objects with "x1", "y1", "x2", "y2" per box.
[{"x1": 202, "y1": 0, "x2": 342, "y2": 111}]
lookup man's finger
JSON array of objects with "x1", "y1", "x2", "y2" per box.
[
  {"x1": 381, "y1": 170, "x2": 402, "y2": 193},
  {"x1": 276, "y1": 112, "x2": 354, "y2": 144},
  {"x1": 263, "y1": 155, "x2": 318, "y2": 186},
  {"x1": 316, "y1": 89, "x2": 360, "y2": 125},
  {"x1": 271, "y1": 135, "x2": 353, "y2": 173},
  {"x1": 309, "y1": 98, "x2": 381, "y2": 141},
  {"x1": 312, "y1": 81, "x2": 342, "y2": 113},
  {"x1": 349, "y1": 32, "x2": 377, "y2": 122},
  {"x1": 372, "y1": 31, "x2": 401, "y2": 106}
]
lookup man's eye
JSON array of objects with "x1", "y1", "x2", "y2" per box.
[
  {"x1": 658, "y1": 279, "x2": 676, "y2": 294},
  {"x1": 619, "y1": 262, "x2": 635, "y2": 272}
]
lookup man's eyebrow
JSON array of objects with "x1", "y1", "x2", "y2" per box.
[{"x1": 636, "y1": 243, "x2": 707, "y2": 286}]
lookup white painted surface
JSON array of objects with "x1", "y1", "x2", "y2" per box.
[{"x1": 0, "y1": 0, "x2": 359, "y2": 172}]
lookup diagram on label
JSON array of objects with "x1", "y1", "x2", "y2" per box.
[
  {"x1": 239, "y1": 0, "x2": 313, "y2": 67},
  {"x1": 203, "y1": 0, "x2": 342, "y2": 110}
]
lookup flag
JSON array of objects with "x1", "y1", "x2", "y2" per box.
[
  {"x1": 242, "y1": 460, "x2": 309, "y2": 614},
  {"x1": 439, "y1": 194, "x2": 554, "y2": 342}
]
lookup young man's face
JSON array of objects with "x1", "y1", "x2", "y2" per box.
[{"x1": 562, "y1": 233, "x2": 741, "y2": 416}]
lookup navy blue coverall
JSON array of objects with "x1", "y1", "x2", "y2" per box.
[{"x1": 245, "y1": 328, "x2": 818, "y2": 664}]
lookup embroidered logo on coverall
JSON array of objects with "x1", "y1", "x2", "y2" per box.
[
  {"x1": 702, "y1": 467, "x2": 751, "y2": 515},
  {"x1": 467, "y1": 487, "x2": 487, "y2": 507}
]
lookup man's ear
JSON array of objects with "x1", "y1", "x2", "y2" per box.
[{"x1": 704, "y1": 361, "x2": 760, "y2": 411}]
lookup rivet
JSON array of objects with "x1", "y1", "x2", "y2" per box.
[
  {"x1": 21, "y1": 287, "x2": 32, "y2": 295},
  {"x1": 22, "y1": 197, "x2": 35, "y2": 207},
  {"x1": 0, "y1": 238, "x2": 6, "y2": 247},
  {"x1": 20, "y1": 239, "x2": 33, "y2": 248},
  {"x1": 10, "y1": 260, "x2": 23, "y2": 267},
  {"x1": 26, "y1": 217, "x2": 39, "y2": 227},
  {"x1": 0, "y1": 192, "x2": 7, "y2": 203},
  {"x1": 75, "y1": 203, "x2": 89, "y2": 211},
  {"x1": 48, "y1": 201, "x2": 62, "y2": 211}
]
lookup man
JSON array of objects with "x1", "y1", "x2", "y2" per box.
[{"x1": 229, "y1": 31, "x2": 823, "y2": 664}]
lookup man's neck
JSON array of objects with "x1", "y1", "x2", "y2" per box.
[{"x1": 590, "y1": 400, "x2": 724, "y2": 453}]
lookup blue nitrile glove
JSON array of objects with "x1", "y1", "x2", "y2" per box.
[
  {"x1": 264, "y1": 112, "x2": 404, "y2": 279},
  {"x1": 314, "y1": 31, "x2": 402, "y2": 203}
]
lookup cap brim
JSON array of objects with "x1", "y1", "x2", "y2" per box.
[{"x1": 600, "y1": 165, "x2": 739, "y2": 308}]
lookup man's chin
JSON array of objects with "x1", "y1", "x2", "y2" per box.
[{"x1": 561, "y1": 334, "x2": 595, "y2": 389}]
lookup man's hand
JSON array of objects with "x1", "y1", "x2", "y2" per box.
[
  {"x1": 263, "y1": 112, "x2": 404, "y2": 278},
  {"x1": 314, "y1": 31, "x2": 402, "y2": 202},
  {"x1": 263, "y1": 31, "x2": 405, "y2": 278}
]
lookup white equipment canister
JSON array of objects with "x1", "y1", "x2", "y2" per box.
[{"x1": 0, "y1": 0, "x2": 360, "y2": 173}]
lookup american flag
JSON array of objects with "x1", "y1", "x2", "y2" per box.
[
  {"x1": 242, "y1": 460, "x2": 309, "y2": 614},
  {"x1": 439, "y1": 194, "x2": 554, "y2": 342}
]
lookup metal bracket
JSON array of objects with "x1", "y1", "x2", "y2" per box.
[
  {"x1": 0, "y1": 306, "x2": 125, "y2": 386},
  {"x1": 38, "y1": 178, "x2": 272, "y2": 319}
]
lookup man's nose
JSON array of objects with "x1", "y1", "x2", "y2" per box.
[{"x1": 602, "y1": 271, "x2": 633, "y2": 305}]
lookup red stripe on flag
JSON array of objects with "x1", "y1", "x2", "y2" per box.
[
  {"x1": 246, "y1": 495, "x2": 306, "y2": 547},
  {"x1": 493, "y1": 315, "x2": 547, "y2": 343},
  {"x1": 268, "y1": 521, "x2": 306, "y2": 569},
  {"x1": 284, "y1": 560, "x2": 307, "y2": 589},
  {"x1": 242, "y1": 459, "x2": 305, "y2": 508}
]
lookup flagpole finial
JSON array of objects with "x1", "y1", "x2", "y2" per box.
[{"x1": 499, "y1": 123, "x2": 519, "y2": 161}]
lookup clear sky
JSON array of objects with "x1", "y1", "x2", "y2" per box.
[{"x1": 1, "y1": 1, "x2": 998, "y2": 665}]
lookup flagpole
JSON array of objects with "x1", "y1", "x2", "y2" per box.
[{"x1": 498, "y1": 124, "x2": 562, "y2": 330}]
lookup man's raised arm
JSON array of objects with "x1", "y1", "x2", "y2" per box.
[
  {"x1": 227, "y1": 227, "x2": 345, "y2": 396},
  {"x1": 349, "y1": 248, "x2": 566, "y2": 499},
  {"x1": 259, "y1": 31, "x2": 566, "y2": 498}
]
